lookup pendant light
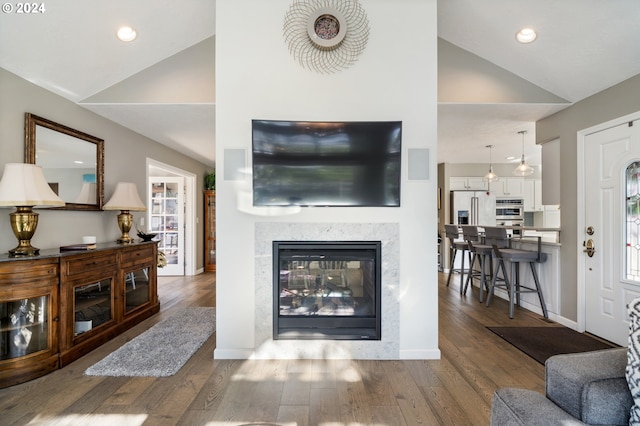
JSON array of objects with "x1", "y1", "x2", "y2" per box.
[
  {"x1": 513, "y1": 130, "x2": 534, "y2": 176},
  {"x1": 483, "y1": 144, "x2": 499, "y2": 182}
]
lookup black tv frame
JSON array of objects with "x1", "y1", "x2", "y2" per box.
[{"x1": 252, "y1": 119, "x2": 402, "y2": 207}]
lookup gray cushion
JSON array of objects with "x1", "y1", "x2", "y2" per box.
[
  {"x1": 545, "y1": 347, "x2": 630, "y2": 424},
  {"x1": 471, "y1": 243, "x2": 493, "y2": 254},
  {"x1": 499, "y1": 248, "x2": 539, "y2": 261},
  {"x1": 581, "y1": 377, "x2": 633, "y2": 424},
  {"x1": 451, "y1": 241, "x2": 468, "y2": 250},
  {"x1": 491, "y1": 388, "x2": 585, "y2": 425}
]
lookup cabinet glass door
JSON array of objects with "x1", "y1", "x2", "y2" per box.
[
  {"x1": 1, "y1": 296, "x2": 48, "y2": 360},
  {"x1": 149, "y1": 177, "x2": 184, "y2": 275},
  {"x1": 74, "y1": 279, "x2": 112, "y2": 336},
  {"x1": 125, "y1": 267, "x2": 150, "y2": 313}
]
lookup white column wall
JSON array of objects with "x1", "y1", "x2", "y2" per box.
[{"x1": 215, "y1": 0, "x2": 439, "y2": 359}]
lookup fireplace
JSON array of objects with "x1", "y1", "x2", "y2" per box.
[{"x1": 273, "y1": 241, "x2": 382, "y2": 340}]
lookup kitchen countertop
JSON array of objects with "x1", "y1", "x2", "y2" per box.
[
  {"x1": 447, "y1": 225, "x2": 562, "y2": 244},
  {"x1": 485, "y1": 225, "x2": 561, "y2": 244}
]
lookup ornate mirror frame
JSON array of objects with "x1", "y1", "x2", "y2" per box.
[{"x1": 25, "y1": 113, "x2": 105, "y2": 211}]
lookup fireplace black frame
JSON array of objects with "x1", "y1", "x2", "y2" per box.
[{"x1": 273, "y1": 241, "x2": 382, "y2": 340}]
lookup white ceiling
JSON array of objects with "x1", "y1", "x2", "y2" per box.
[{"x1": 1, "y1": 0, "x2": 640, "y2": 168}]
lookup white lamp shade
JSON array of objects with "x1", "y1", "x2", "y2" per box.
[
  {"x1": 0, "y1": 163, "x2": 65, "y2": 207},
  {"x1": 104, "y1": 182, "x2": 146, "y2": 211},
  {"x1": 75, "y1": 182, "x2": 97, "y2": 204}
]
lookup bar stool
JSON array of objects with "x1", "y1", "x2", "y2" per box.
[
  {"x1": 460, "y1": 225, "x2": 481, "y2": 289},
  {"x1": 483, "y1": 226, "x2": 513, "y2": 309},
  {"x1": 484, "y1": 226, "x2": 548, "y2": 319},
  {"x1": 444, "y1": 224, "x2": 471, "y2": 292},
  {"x1": 461, "y1": 226, "x2": 493, "y2": 303}
]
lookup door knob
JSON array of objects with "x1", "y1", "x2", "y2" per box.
[{"x1": 583, "y1": 239, "x2": 595, "y2": 257}]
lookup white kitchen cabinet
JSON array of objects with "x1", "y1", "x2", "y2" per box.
[
  {"x1": 491, "y1": 177, "x2": 524, "y2": 197},
  {"x1": 534, "y1": 180, "x2": 543, "y2": 211},
  {"x1": 504, "y1": 178, "x2": 524, "y2": 197},
  {"x1": 523, "y1": 179, "x2": 544, "y2": 212},
  {"x1": 543, "y1": 205, "x2": 561, "y2": 228},
  {"x1": 450, "y1": 177, "x2": 487, "y2": 191}
]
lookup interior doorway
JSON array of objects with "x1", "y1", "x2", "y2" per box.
[{"x1": 146, "y1": 158, "x2": 197, "y2": 276}]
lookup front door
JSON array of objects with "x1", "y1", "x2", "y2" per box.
[
  {"x1": 149, "y1": 177, "x2": 185, "y2": 276},
  {"x1": 584, "y1": 119, "x2": 640, "y2": 345}
]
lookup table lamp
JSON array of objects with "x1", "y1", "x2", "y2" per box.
[
  {"x1": 103, "y1": 182, "x2": 146, "y2": 244},
  {"x1": 0, "y1": 163, "x2": 65, "y2": 256}
]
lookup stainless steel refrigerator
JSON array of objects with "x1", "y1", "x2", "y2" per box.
[{"x1": 450, "y1": 190, "x2": 496, "y2": 226}]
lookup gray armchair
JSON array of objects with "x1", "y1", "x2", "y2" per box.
[{"x1": 491, "y1": 347, "x2": 632, "y2": 425}]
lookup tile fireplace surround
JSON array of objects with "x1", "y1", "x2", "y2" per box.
[{"x1": 254, "y1": 223, "x2": 400, "y2": 359}]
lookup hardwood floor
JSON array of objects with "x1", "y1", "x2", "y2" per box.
[{"x1": 0, "y1": 272, "x2": 555, "y2": 425}]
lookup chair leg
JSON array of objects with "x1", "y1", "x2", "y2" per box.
[
  {"x1": 446, "y1": 249, "x2": 457, "y2": 287},
  {"x1": 463, "y1": 252, "x2": 477, "y2": 295},
  {"x1": 482, "y1": 254, "x2": 495, "y2": 303},
  {"x1": 459, "y1": 249, "x2": 466, "y2": 294},
  {"x1": 530, "y1": 262, "x2": 549, "y2": 318},
  {"x1": 485, "y1": 260, "x2": 498, "y2": 307},
  {"x1": 486, "y1": 258, "x2": 508, "y2": 307},
  {"x1": 515, "y1": 264, "x2": 521, "y2": 307},
  {"x1": 509, "y1": 262, "x2": 519, "y2": 319},
  {"x1": 478, "y1": 254, "x2": 486, "y2": 303}
]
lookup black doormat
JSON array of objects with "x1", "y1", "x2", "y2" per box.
[{"x1": 487, "y1": 326, "x2": 618, "y2": 365}]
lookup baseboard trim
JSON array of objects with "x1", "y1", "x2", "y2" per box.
[
  {"x1": 213, "y1": 348, "x2": 254, "y2": 359},
  {"x1": 399, "y1": 348, "x2": 441, "y2": 360}
]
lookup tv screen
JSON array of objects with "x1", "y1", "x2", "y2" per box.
[{"x1": 252, "y1": 120, "x2": 402, "y2": 207}]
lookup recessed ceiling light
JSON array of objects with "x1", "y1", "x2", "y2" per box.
[
  {"x1": 516, "y1": 27, "x2": 537, "y2": 44},
  {"x1": 117, "y1": 26, "x2": 137, "y2": 42},
  {"x1": 506, "y1": 156, "x2": 517, "y2": 161}
]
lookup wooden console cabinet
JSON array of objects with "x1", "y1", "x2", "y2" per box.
[{"x1": 0, "y1": 242, "x2": 159, "y2": 388}]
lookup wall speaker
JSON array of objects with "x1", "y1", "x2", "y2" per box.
[
  {"x1": 224, "y1": 149, "x2": 246, "y2": 181},
  {"x1": 407, "y1": 148, "x2": 429, "y2": 180}
]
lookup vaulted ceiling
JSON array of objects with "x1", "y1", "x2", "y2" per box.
[{"x1": 1, "y1": 0, "x2": 639, "y2": 168}]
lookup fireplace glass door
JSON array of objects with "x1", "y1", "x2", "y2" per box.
[{"x1": 274, "y1": 241, "x2": 381, "y2": 340}]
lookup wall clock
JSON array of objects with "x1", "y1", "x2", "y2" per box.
[{"x1": 284, "y1": 0, "x2": 370, "y2": 73}]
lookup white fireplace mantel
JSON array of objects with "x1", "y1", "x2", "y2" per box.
[{"x1": 253, "y1": 222, "x2": 400, "y2": 359}]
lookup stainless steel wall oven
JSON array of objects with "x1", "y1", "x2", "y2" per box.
[{"x1": 496, "y1": 198, "x2": 524, "y2": 228}]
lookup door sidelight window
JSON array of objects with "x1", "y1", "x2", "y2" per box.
[{"x1": 626, "y1": 161, "x2": 640, "y2": 281}]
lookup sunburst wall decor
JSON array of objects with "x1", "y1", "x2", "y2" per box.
[{"x1": 283, "y1": 0, "x2": 370, "y2": 73}]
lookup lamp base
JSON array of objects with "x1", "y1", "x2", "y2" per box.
[
  {"x1": 117, "y1": 235, "x2": 135, "y2": 244},
  {"x1": 9, "y1": 243, "x2": 40, "y2": 257},
  {"x1": 8, "y1": 207, "x2": 40, "y2": 256},
  {"x1": 116, "y1": 210, "x2": 135, "y2": 244}
]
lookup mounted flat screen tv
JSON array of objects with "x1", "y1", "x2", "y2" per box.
[{"x1": 252, "y1": 120, "x2": 402, "y2": 207}]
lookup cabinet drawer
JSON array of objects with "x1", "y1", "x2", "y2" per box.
[
  {"x1": 63, "y1": 253, "x2": 117, "y2": 277},
  {"x1": 120, "y1": 245, "x2": 154, "y2": 268},
  {"x1": 0, "y1": 259, "x2": 58, "y2": 285}
]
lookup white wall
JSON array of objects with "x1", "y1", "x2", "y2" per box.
[{"x1": 215, "y1": 0, "x2": 439, "y2": 359}]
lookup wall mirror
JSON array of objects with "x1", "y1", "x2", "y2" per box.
[{"x1": 25, "y1": 113, "x2": 104, "y2": 210}]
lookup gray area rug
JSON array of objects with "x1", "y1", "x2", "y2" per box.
[{"x1": 85, "y1": 307, "x2": 215, "y2": 377}]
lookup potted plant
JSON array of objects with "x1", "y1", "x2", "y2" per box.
[{"x1": 204, "y1": 171, "x2": 215, "y2": 191}]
